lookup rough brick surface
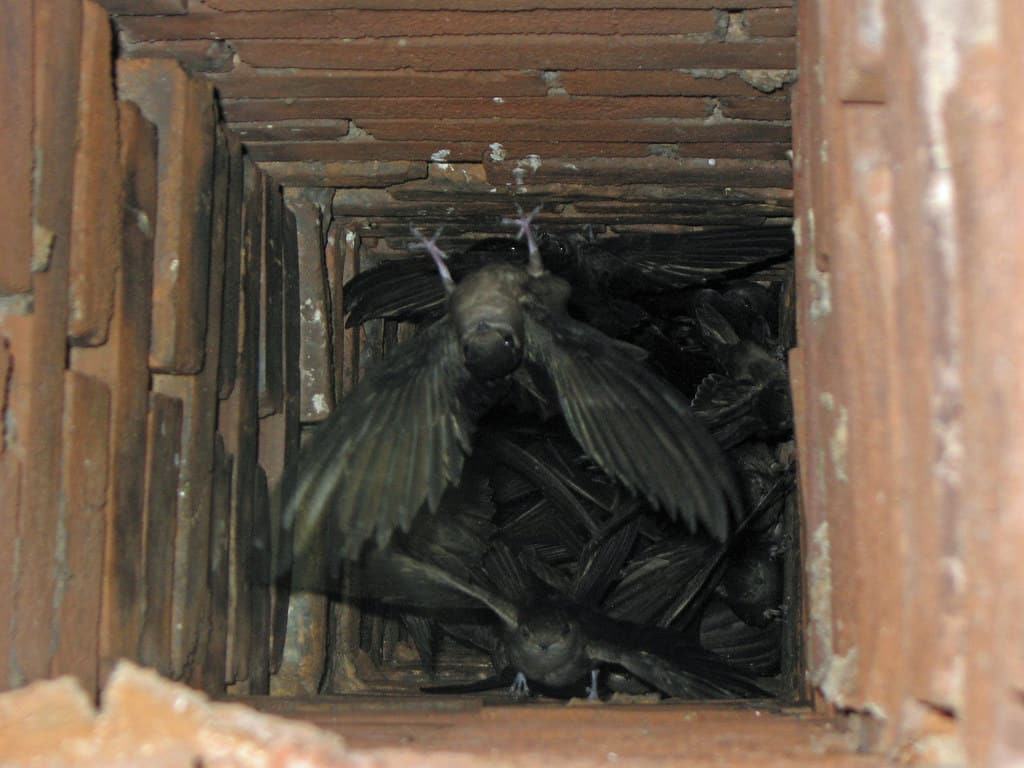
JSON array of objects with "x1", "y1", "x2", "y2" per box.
[
  {"x1": 97, "y1": 0, "x2": 186, "y2": 12},
  {"x1": 244, "y1": 140, "x2": 652, "y2": 163},
  {"x1": 221, "y1": 96, "x2": 709, "y2": 123},
  {"x1": 0, "y1": 0, "x2": 82, "y2": 687},
  {"x1": 219, "y1": 157, "x2": 264, "y2": 690},
  {"x1": 122, "y1": 9, "x2": 717, "y2": 40},
  {"x1": 0, "y1": 663, "x2": 350, "y2": 766},
  {"x1": 68, "y1": 0, "x2": 121, "y2": 346},
  {"x1": 116, "y1": 58, "x2": 216, "y2": 374},
  {"x1": 743, "y1": 7, "x2": 797, "y2": 38},
  {"x1": 260, "y1": 160, "x2": 428, "y2": 187},
  {"x1": 287, "y1": 190, "x2": 335, "y2": 423},
  {"x1": 230, "y1": 36, "x2": 796, "y2": 72},
  {"x1": 218, "y1": 135, "x2": 245, "y2": 400},
  {"x1": 137, "y1": 392, "x2": 183, "y2": 678},
  {"x1": 0, "y1": 0, "x2": 33, "y2": 295},
  {"x1": 51, "y1": 371, "x2": 110, "y2": 697},
  {"x1": 209, "y1": 67, "x2": 548, "y2": 100},
  {"x1": 72, "y1": 100, "x2": 157, "y2": 679}
]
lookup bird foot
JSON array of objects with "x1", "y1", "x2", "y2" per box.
[
  {"x1": 586, "y1": 669, "x2": 601, "y2": 701},
  {"x1": 502, "y1": 204, "x2": 544, "y2": 276},
  {"x1": 768, "y1": 533, "x2": 793, "y2": 559},
  {"x1": 508, "y1": 671, "x2": 531, "y2": 699},
  {"x1": 410, "y1": 225, "x2": 454, "y2": 292},
  {"x1": 764, "y1": 603, "x2": 789, "y2": 622}
]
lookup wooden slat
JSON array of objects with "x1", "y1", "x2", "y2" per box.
[
  {"x1": 258, "y1": 160, "x2": 427, "y2": 187},
  {"x1": 0, "y1": 0, "x2": 33, "y2": 295},
  {"x1": 205, "y1": 0, "x2": 793, "y2": 11},
  {"x1": 73, "y1": 100, "x2": 157, "y2": 678},
  {"x1": 96, "y1": 0, "x2": 186, "y2": 13},
  {"x1": 202, "y1": 435, "x2": 233, "y2": 694},
  {"x1": 116, "y1": 58, "x2": 216, "y2": 374},
  {"x1": 51, "y1": 371, "x2": 110, "y2": 697},
  {"x1": 244, "y1": 140, "x2": 656, "y2": 163},
  {"x1": 68, "y1": 0, "x2": 121, "y2": 346},
  {"x1": 137, "y1": 392, "x2": 183, "y2": 678},
  {"x1": 247, "y1": 465, "x2": 272, "y2": 694}
]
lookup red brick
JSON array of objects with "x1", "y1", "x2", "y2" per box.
[
  {"x1": 73, "y1": 100, "x2": 157, "y2": 678},
  {"x1": 0, "y1": 0, "x2": 82, "y2": 686},
  {"x1": 208, "y1": 0, "x2": 791, "y2": 10},
  {"x1": 116, "y1": 58, "x2": 216, "y2": 374},
  {"x1": 259, "y1": 160, "x2": 428, "y2": 187},
  {"x1": 245, "y1": 140, "x2": 651, "y2": 163},
  {"x1": 559, "y1": 70, "x2": 766, "y2": 97},
  {"x1": 218, "y1": 134, "x2": 245, "y2": 400},
  {"x1": 247, "y1": 466, "x2": 272, "y2": 694},
  {"x1": 137, "y1": 392, "x2": 183, "y2": 678},
  {"x1": 208, "y1": 67, "x2": 547, "y2": 100},
  {"x1": 221, "y1": 96, "x2": 708, "y2": 123},
  {"x1": 0, "y1": 0, "x2": 33, "y2": 295},
  {"x1": 97, "y1": 0, "x2": 186, "y2": 12},
  {"x1": 287, "y1": 189, "x2": 336, "y2": 422},
  {"x1": 231, "y1": 120, "x2": 349, "y2": 143},
  {"x1": 0, "y1": 677, "x2": 96, "y2": 763},
  {"x1": 121, "y1": 9, "x2": 716, "y2": 40},
  {"x1": 230, "y1": 36, "x2": 796, "y2": 71},
  {"x1": 203, "y1": 435, "x2": 233, "y2": 694},
  {"x1": 0, "y1": 450, "x2": 21, "y2": 690},
  {"x1": 484, "y1": 155, "x2": 792, "y2": 188},
  {"x1": 719, "y1": 95, "x2": 792, "y2": 121},
  {"x1": 743, "y1": 7, "x2": 797, "y2": 38},
  {"x1": 357, "y1": 118, "x2": 792, "y2": 144},
  {"x1": 220, "y1": 157, "x2": 265, "y2": 688},
  {"x1": 51, "y1": 371, "x2": 110, "y2": 697},
  {"x1": 68, "y1": 0, "x2": 121, "y2": 346},
  {"x1": 259, "y1": 175, "x2": 285, "y2": 417}
]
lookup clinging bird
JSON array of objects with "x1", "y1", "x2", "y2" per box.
[{"x1": 284, "y1": 208, "x2": 743, "y2": 566}]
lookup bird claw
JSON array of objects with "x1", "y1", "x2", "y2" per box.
[
  {"x1": 586, "y1": 669, "x2": 601, "y2": 701},
  {"x1": 508, "y1": 671, "x2": 531, "y2": 699},
  {"x1": 502, "y1": 204, "x2": 544, "y2": 276},
  {"x1": 410, "y1": 225, "x2": 454, "y2": 292}
]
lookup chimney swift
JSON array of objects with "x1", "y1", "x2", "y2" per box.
[{"x1": 284, "y1": 208, "x2": 743, "y2": 563}]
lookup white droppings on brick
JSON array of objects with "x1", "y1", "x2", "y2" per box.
[
  {"x1": 311, "y1": 393, "x2": 329, "y2": 416},
  {"x1": 430, "y1": 148, "x2": 451, "y2": 163},
  {"x1": 488, "y1": 142, "x2": 507, "y2": 162}
]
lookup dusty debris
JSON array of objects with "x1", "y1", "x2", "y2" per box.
[{"x1": 0, "y1": 661, "x2": 348, "y2": 767}]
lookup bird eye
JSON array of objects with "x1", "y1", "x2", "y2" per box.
[{"x1": 503, "y1": 335, "x2": 514, "y2": 347}]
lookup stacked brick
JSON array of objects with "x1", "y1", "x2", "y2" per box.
[{"x1": 0, "y1": 0, "x2": 303, "y2": 700}]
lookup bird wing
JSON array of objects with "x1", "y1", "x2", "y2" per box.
[
  {"x1": 342, "y1": 257, "x2": 449, "y2": 326},
  {"x1": 586, "y1": 635, "x2": 768, "y2": 699},
  {"x1": 284, "y1": 319, "x2": 479, "y2": 566},
  {"x1": 522, "y1": 305, "x2": 743, "y2": 541}
]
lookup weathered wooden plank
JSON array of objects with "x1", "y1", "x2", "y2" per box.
[
  {"x1": 558, "y1": 70, "x2": 780, "y2": 97},
  {"x1": 230, "y1": 120, "x2": 349, "y2": 143},
  {"x1": 0, "y1": 449, "x2": 20, "y2": 691},
  {"x1": 218, "y1": 134, "x2": 245, "y2": 400},
  {"x1": 286, "y1": 190, "x2": 335, "y2": 423},
  {"x1": 230, "y1": 36, "x2": 796, "y2": 71},
  {"x1": 72, "y1": 101, "x2": 156, "y2": 679},
  {"x1": 0, "y1": 0, "x2": 33, "y2": 295},
  {"x1": 116, "y1": 58, "x2": 216, "y2": 374},
  {"x1": 68, "y1": 0, "x2": 121, "y2": 346},
  {"x1": 743, "y1": 7, "x2": 796, "y2": 38},
  {"x1": 51, "y1": 371, "x2": 110, "y2": 697},
  {"x1": 719, "y1": 95, "x2": 791, "y2": 121},
  {"x1": 137, "y1": 392, "x2": 183, "y2": 678},
  {"x1": 0, "y1": 0, "x2": 82, "y2": 686}
]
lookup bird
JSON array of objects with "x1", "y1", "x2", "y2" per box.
[{"x1": 284, "y1": 207, "x2": 744, "y2": 567}]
